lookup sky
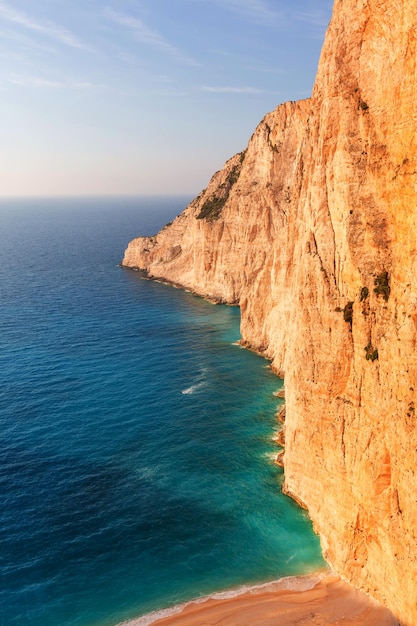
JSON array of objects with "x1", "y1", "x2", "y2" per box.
[{"x1": 0, "y1": 0, "x2": 334, "y2": 197}]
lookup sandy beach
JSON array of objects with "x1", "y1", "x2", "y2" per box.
[{"x1": 122, "y1": 574, "x2": 400, "y2": 626}]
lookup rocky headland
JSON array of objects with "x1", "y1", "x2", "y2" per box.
[{"x1": 122, "y1": 0, "x2": 417, "y2": 623}]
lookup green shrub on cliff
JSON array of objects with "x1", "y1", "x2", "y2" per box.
[
  {"x1": 343, "y1": 301, "x2": 354, "y2": 326},
  {"x1": 365, "y1": 343, "x2": 379, "y2": 361},
  {"x1": 360, "y1": 286, "x2": 369, "y2": 301},
  {"x1": 197, "y1": 196, "x2": 228, "y2": 221},
  {"x1": 197, "y1": 151, "x2": 246, "y2": 221},
  {"x1": 374, "y1": 271, "x2": 390, "y2": 301}
]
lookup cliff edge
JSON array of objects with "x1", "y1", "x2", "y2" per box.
[{"x1": 122, "y1": 0, "x2": 417, "y2": 623}]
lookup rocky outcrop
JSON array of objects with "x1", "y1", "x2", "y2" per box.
[{"x1": 122, "y1": 0, "x2": 417, "y2": 623}]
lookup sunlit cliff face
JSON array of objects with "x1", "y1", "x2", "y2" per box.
[{"x1": 123, "y1": 1, "x2": 417, "y2": 623}]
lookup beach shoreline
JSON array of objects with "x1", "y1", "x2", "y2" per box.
[{"x1": 119, "y1": 572, "x2": 400, "y2": 626}]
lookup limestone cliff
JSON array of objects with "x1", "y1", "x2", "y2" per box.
[{"x1": 122, "y1": 0, "x2": 417, "y2": 623}]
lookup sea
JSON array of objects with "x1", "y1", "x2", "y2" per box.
[{"x1": 0, "y1": 196, "x2": 325, "y2": 626}]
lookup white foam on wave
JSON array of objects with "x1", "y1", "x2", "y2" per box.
[
  {"x1": 118, "y1": 603, "x2": 187, "y2": 626},
  {"x1": 118, "y1": 572, "x2": 329, "y2": 626},
  {"x1": 264, "y1": 451, "x2": 280, "y2": 462},
  {"x1": 181, "y1": 368, "x2": 208, "y2": 395},
  {"x1": 181, "y1": 380, "x2": 206, "y2": 395}
]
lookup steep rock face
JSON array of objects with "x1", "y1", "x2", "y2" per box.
[
  {"x1": 123, "y1": 99, "x2": 310, "y2": 318},
  {"x1": 122, "y1": 0, "x2": 417, "y2": 623}
]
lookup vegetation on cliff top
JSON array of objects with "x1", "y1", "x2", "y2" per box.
[{"x1": 197, "y1": 151, "x2": 246, "y2": 221}]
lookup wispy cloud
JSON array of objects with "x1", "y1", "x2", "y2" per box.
[
  {"x1": 202, "y1": 0, "x2": 281, "y2": 24},
  {"x1": 245, "y1": 64, "x2": 286, "y2": 75},
  {"x1": 199, "y1": 1, "x2": 330, "y2": 32},
  {"x1": 0, "y1": 1, "x2": 88, "y2": 50},
  {"x1": 105, "y1": 8, "x2": 200, "y2": 66},
  {"x1": 0, "y1": 26, "x2": 64, "y2": 57},
  {"x1": 154, "y1": 75, "x2": 176, "y2": 84},
  {"x1": 295, "y1": 10, "x2": 331, "y2": 28},
  {"x1": 201, "y1": 85, "x2": 263, "y2": 93},
  {"x1": 293, "y1": 10, "x2": 331, "y2": 38},
  {"x1": 8, "y1": 75, "x2": 105, "y2": 90}
]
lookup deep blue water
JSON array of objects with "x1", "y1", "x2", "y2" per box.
[{"x1": 0, "y1": 197, "x2": 324, "y2": 626}]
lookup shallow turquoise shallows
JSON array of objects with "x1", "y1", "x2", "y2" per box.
[{"x1": 0, "y1": 197, "x2": 325, "y2": 626}]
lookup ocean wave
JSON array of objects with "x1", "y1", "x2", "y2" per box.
[
  {"x1": 118, "y1": 572, "x2": 329, "y2": 626},
  {"x1": 119, "y1": 603, "x2": 186, "y2": 626},
  {"x1": 263, "y1": 451, "x2": 280, "y2": 462},
  {"x1": 181, "y1": 381, "x2": 206, "y2": 395},
  {"x1": 181, "y1": 368, "x2": 208, "y2": 395}
]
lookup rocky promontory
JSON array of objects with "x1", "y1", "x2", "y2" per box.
[{"x1": 122, "y1": 0, "x2": 417, "y2": 623}]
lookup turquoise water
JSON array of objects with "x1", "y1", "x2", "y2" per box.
[{"x1": 0, "y1": 197, "x2": 324, "y2": 626}]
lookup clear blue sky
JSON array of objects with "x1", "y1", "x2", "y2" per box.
[{"x1": 0, "y1": 0, "x2": 333, "y2": 197}]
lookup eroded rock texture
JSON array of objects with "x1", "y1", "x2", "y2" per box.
[{"x1": 122, "y1": 0, "x2": 417, "y2": 623}]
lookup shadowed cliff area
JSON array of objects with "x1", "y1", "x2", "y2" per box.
[{"x1": 122, "y1": 0, "x2": 417, "y2": 623}]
